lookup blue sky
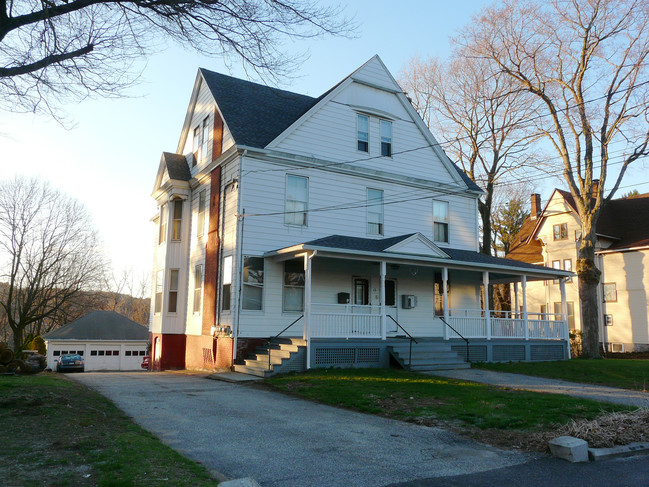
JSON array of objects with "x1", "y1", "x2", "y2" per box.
[{"x1": 1, "y1": 0, "x2": 645, "y2": 282}]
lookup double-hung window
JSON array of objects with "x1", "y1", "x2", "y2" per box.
[
  {"x1": 380, "y1": 120, "x2": 392, "y2": 157},
  {"x1": 158, "y1": 204, "x2": 167, "y2": 244},
  {"x1": 242, "y1": 257, "x2": 264, "y2": 310},
  {"x1": 197, "y1": 190, "x2": 206, "y2": 237},
  {"x1": 552, "y1": 260, "x2": 561, "y2": 284},
  {"x1": 168, "y1": 269, "x2": 179, "y2": 313},
  {"x1": 193, "y1": 265, "x2": 203, "y2": 313},
  {"x1": 154, "y1": 270, "x2": 163, "y2": 314},
  {"x1": 433, "y1": 200, "x2": 449, "y2": 243},
  {"x1": 222, "y1": 256, "x2": 232, "y2": 311},
  {"x1": 285, "y1": 175, "x2": 308, "y2": 226},
  {"x1": 367, "y1": 188, "x2": 384, "y2": 235},
  {"x1": 201, "y1": 116, "x2": 210, "y2": 162},
  {"x1": 171, "y1": 200, "x2": 183, "y2": 240},
  {"x1": 283, "y1": 259, "x2": 305, "y2": 312},
  {"x1": 192, "y1": 126, "x2": 201, "y2": 166},
  {"x1": 357, "y1": 114, "x2": 369, "y2": 152}
]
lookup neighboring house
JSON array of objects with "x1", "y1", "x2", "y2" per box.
[
  {"x1": 150, "y1": 55, "x2": 572, "y2": 374},
  {"x1": 43, "y1": 311, "x2": 149, "y2": 371},
  {"x1": 508, "y1": 190, "x2": 649, "y2": 352}
]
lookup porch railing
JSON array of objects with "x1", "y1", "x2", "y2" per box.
[{"x1": 447, "y1": 309, "x2": 567, "y2": 340}]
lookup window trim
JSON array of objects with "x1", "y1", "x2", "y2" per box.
[
  {"x1": 553, "y1": 223, "x2": 568, "y2": 241},
  {"x1": 284, "y1": 174, "x2": 309, "y2": 227},
  {"x1": 197, "y1": 190, "x2": 206, "y2": 237},
  {"x1": 154, "y1": 270, "x2": 163, "y2": 314},
  {"x1": 366, "y1": 188, "x2": 384, "y2": 236},
  {"x1": 193, "y1": 264, "x2": 203, "y2": 314},
  {"x1": 380, "y1": 119, "x2": 392, "y2": 157},
  {"x1": 242, "y1": 256, "x2": 264, "y2": 311},
  {"x1": 432, "y1": 200, "x2": 450, "y2": 244},
  {"x1": 357, "y1": 113, "x2": 369, "y2": 153},
  {"x1": 158, "y1": 204, "x2": 167, "y2": 245},
  {"x1": 171, "y1": 200, "x2": 183, "y2": 241},
  {"x1": 221, "y1": 255, "x2": 233, "y2": 312},
  {"x1": 167, "y1": 269, "x2": 179, "y2": 314},
  {"x1": 201, "y1": 116, "x2": 210, "y2": 163}
]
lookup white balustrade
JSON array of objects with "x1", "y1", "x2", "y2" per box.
[{"x1": 447, "y1": 309, "x2": 567, "y2": 340}]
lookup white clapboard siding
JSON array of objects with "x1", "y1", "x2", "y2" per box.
[
  {"x1": 269, "y1": 63, "x2": 458, "y2": 185},
  {"x1": 238, "y1": 156, "x2": 478, "y2": 256}
]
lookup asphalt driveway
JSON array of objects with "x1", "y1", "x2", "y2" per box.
[{"x1": 71, "y1": 372, "x2": 534, "y2": 487}]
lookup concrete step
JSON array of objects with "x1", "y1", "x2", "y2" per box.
[
  {"x1": 274, "y1": 337, "x2": 307, "y2": 347},
  {"x1": 391, "y1": 344, "x2": 454, "y2": 352},
  {"x1": 409, "y1": 362, "x2": 471, "y2": 371},
  {"x1": 407, "y1": 357, "x2": 469, "y2": 365},
  {"x1": 233, "y1": 364, "x2": 272, "y2": 378},
  {"x1": 392, "y1": 351, "x2": 461, "y2": 359},
  {"x1": 253, "y1": 349, "x2": 292, "y2": 360},
  {"x1": 246, "y1": 355, "x2": 284, "y2": 366}
]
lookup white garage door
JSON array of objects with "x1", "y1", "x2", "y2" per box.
[
  {"x1": 87, "y1": 347, "x2": 121, "y2": 371},
  {"x1": 122, "y1": 347, "x2": 148, "y2": 370}
]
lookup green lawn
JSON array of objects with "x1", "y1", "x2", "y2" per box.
[
  {"x1": 474, "y1": 359, "x2": 649, "y2": 391},
  {"x1": 266, "y1": 368, "x2": 631, "y2": 431},
  {"x1": 0, "y1": 374, "x2": 218, "y2": 486}
]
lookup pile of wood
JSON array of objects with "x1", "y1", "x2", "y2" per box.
[{"x1": 0, "y1": 342, "x2": 46, "y2": 374}]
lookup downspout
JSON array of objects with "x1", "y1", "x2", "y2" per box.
[{"x1": 232, "y1": 150, "x2": 246, "y2": 362}]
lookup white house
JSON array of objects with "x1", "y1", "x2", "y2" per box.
[
  {"x1": 150, "y1": 56, "x2": 572, "y2": 374},
  {"x1": 43, "y1": 311, "x2": 149, "y2": 371},
  {"x1": 508, "y1": 190, "x2": 649, "y2": 353}
]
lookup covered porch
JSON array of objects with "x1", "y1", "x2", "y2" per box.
[{"x1": 263, "y1": 233, "x2": 573, "y2": 367}]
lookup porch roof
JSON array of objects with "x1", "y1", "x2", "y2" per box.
[{"x1": 265, "y1": 233, "x2": 574, "y2": 281}]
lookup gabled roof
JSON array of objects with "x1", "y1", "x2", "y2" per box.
[
  {"x1": 506, "y1": 217, "x2": 544, "y2": 264},
  {"x1": 197, "y1": 59, "x2": 481, "y2": 193},
  {"x1": 43, "y1": 311, "x2": 149, "y2": 341},
  {"x1": 162, "y1": 152, "x2": 191, "y2": 181},
  {"x1": 200, "y1": 69, "x2": 319, "y2": 149}
]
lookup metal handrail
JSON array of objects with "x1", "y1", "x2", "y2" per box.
[
  {"x1": 387, "y1": 315, "x2": 418, "y2": 371},
  {"x1": 439, "y1": 316, "x2": 470, "y2": 363},
  {"x1": 267, "y1": 315, "x2": 304, "y2": 371}
]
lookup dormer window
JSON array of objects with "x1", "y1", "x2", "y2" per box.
[
  {"x1": 380, "y1": 120, "x2": 392, "y2": 157},
  {"x1": 357, "y1": 114, "x2": 369, "y2": 152}
]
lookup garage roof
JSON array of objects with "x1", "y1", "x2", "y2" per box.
[{"x1": 43, "y1": 311, "x2": 149, "y2": 341}]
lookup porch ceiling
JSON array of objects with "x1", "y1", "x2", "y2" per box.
[{"x1": 264, "y1": 233, "x2": 574, "y2": 282}]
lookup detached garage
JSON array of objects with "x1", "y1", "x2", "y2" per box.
[{"x1": 43, "y1": 311, "x2": 149, "y2": 371}]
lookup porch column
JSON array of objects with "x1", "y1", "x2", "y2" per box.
[
  {"x1": 560, "y1": 277, "x2": 568, "y2": 338},
  {"x1": 513, "y1": 282, "x2": 519, "y2": 318},
  {"x1": 380, "y1": 261, "x2": 386, "y2": 340},
  {"x1": 522, "y1": 275, "x2": 529, "y2": 341},
  {"x1": 483, "y1": 271, "x2": 491, "y2": 340},
  {"x1": 442, "y1": 267, "x2": 449, "y2": 340},
  {"x1": 304, "y1": 252, "x2": 313, "y2": 369}
]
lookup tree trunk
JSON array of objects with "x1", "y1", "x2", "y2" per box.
[
  {"x1": 12, "y1": 324, "x2": 22, "y2": 353},
  {"x1": 478, "y1": 197, "x2": 493, "y2": 255},
  {"x1": 576, "y1": 224, "x2": 602, "y2": 359}
]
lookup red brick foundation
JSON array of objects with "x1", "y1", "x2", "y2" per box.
[
  {"x1": 185, "y1": 334, "x2": 233, "y2": 371},
  {"x1": 150, "y1": 333, "x2": 186, "y2": 370}
]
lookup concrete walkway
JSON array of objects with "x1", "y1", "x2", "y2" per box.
[
  {"x1": 433, "y1": 369, "x2": 649, "y2": 407},
  {"x1": 71, "y1": 372, "x2": 535, "y2": 487}
]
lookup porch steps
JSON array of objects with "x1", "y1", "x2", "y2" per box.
[
  {"x1": 389, "y1": 341, "x2": 470, "y2": 371},
  {"x1": 233, "y1": 338, "x2": 307, "y2": 378}
]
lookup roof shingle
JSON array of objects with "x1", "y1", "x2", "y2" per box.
[{"x1": 43, "y1": 311, "x2": 149, "y2": 341}]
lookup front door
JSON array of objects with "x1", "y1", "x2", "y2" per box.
[{"x1": 385, "y1": 279, "x2": 398, "y2": 332}]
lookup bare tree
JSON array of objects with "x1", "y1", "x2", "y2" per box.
[
  {"x1": 0, "y1": 177, "x2": 107, "y2": 351},
  {"x1": 0, "y1": 1, "x2": 352, "y2": 118},
  {"x1": 466, "y1": 0, "x2": 649, "y2": 357},
  {"x1": 400, "y1": 54, "x2": 539, "y2": 255}
]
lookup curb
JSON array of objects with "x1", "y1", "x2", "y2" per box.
[{"x1": 589, "y1": 442, "x2": 649, "y2": 461}]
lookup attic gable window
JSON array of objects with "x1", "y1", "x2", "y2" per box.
[
  {"x1": 380, "y1": 120, "x2": 392, "y2": 157},
  {"x1": 192, "y1": 126, "x2": 201, "y2": 166},
  {"x1": 553, "y1": 223, "x2": 568, "y2": 240},
  {"x1": 357, "y1": 114, "x2": 369, "y2": 152},
  {"x1": 201, "y1": 116, "x2": 210, "y2": 162}
]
